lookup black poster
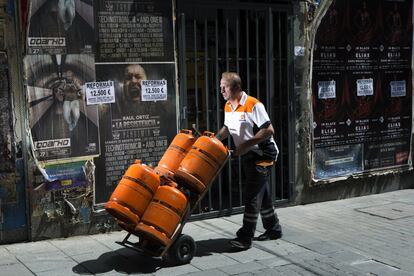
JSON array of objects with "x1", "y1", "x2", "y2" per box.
[
  {"x1": 27, "y1": 0, "x2": 95, "y2": 55},
  {"x1": 312, "y1": 0, "x2": 412, "y2": 180},
  {"x1": 94, "y1": 0, "x2": 174, "y2": 62},
  {"x1": 25, "y1": 54, "x2": 100, "y2": 161},
  {"x1": 94, "y1": 63, "x2": 177, "y2": 204}
]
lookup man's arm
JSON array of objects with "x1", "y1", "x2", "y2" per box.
[
  {"x1": 234, "y1": 123, "x2": 274, "y2": 156},
  {"x1": 216, "y1": 125, "x2": 229, "y2": 141}
]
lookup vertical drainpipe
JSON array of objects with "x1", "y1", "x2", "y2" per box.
[
  {"x1": 288, "y1": 9, "x2": 296, "y2": 200},
  {"x1": 178, "y1": 12, "x2": 187, "y2": 129},
  {"x1": 12, "y1": 0, "x2": 32, "y2": 240}
]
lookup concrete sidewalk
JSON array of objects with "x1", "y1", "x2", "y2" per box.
[{"x1": 1, "y1": 189, "x2": 413, "y2": 275}]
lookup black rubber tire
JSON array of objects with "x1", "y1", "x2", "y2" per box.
[{"x1": 164, "y1": 234, "x2": 196, "y2": 265}]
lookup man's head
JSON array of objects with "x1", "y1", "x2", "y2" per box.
[
  {"x1": 66, "y1": 70, "x2": 74, "y2": 79},
  {"x1": 220, "y1": 72, "x2": 242, "y2": 101},
  {"x1": 123, "y1": 64, "x2": 147, "y2": 102}
]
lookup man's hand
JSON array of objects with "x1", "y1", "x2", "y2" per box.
[{"x1": 216, "y1": 126, "x2": 229, "y2": 141}]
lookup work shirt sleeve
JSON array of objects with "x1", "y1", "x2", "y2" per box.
[{"x1": 251, "y1": 102, "x2": 271, "y2": 128}]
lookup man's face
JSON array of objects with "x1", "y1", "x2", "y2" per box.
[
  {"x1": 220, "y1": 78, "x2": 233, "y2": 101},
  {"x1": 124, "y1": 65, "x2": 146, "y2": 101},
  {"x1": 66, "y1": 70, "x2": 74, "y2": 80}
]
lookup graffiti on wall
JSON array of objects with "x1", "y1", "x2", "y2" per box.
[{"x1": 31, "y1": 159, "x2": 95, "y2": 238}]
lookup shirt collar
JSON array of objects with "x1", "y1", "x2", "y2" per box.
[
  {"x1": 226, "y1": 91, "x2": 248, "y2": 111},
  {"x1": 240, "y1": 91, "x2": 248, "y2": 105}
]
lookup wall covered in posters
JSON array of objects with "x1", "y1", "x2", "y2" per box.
[
  {"x1": 93, "y1": 0, "x2": 176, "y2": 204},
  {"x1": 312, "y1": 0, "x2": 413, "y2": 180},
  {"x1": 23, "y1": 0, "x2": 177, "y2": 237}
]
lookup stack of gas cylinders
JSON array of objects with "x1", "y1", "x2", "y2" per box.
[{"x1": 105, "y1": 130, "x2": 228, "y2": 247}]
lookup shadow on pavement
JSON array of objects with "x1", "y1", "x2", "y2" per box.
[
  {"x1": 72, "y1": 248, "x2": 165, "y2": 274},
  {"x1": 195, "y1": 238, "x2": 243, "y2": 256},
  {"x1": 72, "y1": 238, "x2": 241, "y2": 274}
]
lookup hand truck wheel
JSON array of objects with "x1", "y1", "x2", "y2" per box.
[{"x1": 163, "y1": 234, "x2": 196, "y2": 265}]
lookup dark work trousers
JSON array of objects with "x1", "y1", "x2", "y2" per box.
[{"x1": 236, "y1": 152, "x2": 282, "y2": 239}]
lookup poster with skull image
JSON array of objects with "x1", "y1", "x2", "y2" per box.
[{"x1": 27, "y1": 0, "x2": 95, "y2": 54}]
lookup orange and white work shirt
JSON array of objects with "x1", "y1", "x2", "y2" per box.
[{"x1": 224, "y1": 91, "x2": 279, "y2": 160}]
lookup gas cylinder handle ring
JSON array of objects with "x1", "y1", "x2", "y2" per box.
[
  {"x1": 180, "y1": 129, "x2": 193, "y2": 135},
  {"x1": 191, "y1": 124, "x2": 202, "y2": 136},
  {"x1": 202, "y1": 131, "x2": 215, "y2": 137}
]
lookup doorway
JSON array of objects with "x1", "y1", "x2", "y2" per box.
[{"x1": 176, "y1": 0, "x2": 294, "y2": 218}]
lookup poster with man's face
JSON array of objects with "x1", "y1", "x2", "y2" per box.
[
  {"x1": 94, "y1": 63, "x2": 177, "y2": 204},
  {"x1": 27, "y1": 0, "x2": 95, "y2": 54},
  {"x1": 24, "y1": 54, "x2": 100, "y2": 161}
]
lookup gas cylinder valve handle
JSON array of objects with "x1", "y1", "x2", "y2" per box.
[
  {"x1": 203, "y1": 131, "x2": 215, "y2": 138},
  {"x1": 180, "y1": 129, "x2": 192, "y2": 135},
  {"x1": 191, "y1": 124, "x2": 202, "y2": 136}
]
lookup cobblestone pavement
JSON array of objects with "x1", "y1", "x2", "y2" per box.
[{"x1": 1, "y1": 189, "x2": 413, "y2": 275}]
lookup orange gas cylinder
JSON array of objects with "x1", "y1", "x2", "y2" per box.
[
  {"x1": 155, "y1": 129, "x2": 196, "y2": 178},
  {"x1": 174, "y1": 131, "x2": 228, "y2": 193},
  {"x1": 105, "y1": 160, "x2": 160, "y2": 225},
  {"x1": 135, "y1": 183, "x2": 188, "y2": 246}
]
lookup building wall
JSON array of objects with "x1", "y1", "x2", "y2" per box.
[
  {"x1": 1, "y1": 0, "x2": 413, "y2": 243},
  {"x1": 291, "y1": 0, "x2": 414, "y2": 205},
  {"x1": 0, "y1": 0, "x2": 29, "y2": 244}
]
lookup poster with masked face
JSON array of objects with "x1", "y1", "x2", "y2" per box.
[
  {"x1": 24, "y1": 54, "x2": 100, "y2": 161},
  {"x1": 27, "y1": 0, "x2": 95, "y2": 54},
  {"x1": 94, "y1": 63, "x2": 176, "y2": 204}
]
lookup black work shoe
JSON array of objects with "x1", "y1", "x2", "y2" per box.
[
  {"x1": 255, "y1": 231, "x2": 282, "y2": 241},
  {"x1": 229, "y1": 237, "x2": 252, "y2": 250}
]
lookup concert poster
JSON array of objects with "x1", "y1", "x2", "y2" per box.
[
  {"x1": 92, "y1": 0, "x2": 177, "y2": 204},
  {"x1": 93, "y1": 63, "x2": 177, "y2": 204},
  {"x1": 27, "y1": 0, "x2": 95, "y2": 55},
  {"x1": 312, "y1": 0, "x2": 413, "y2": 180},
  {"x1": 94, "y1": 0, "x2": 174, "y2": 63},
  {"x1": 24, "y1": 54, "x2": 100, "y2": 162}
]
